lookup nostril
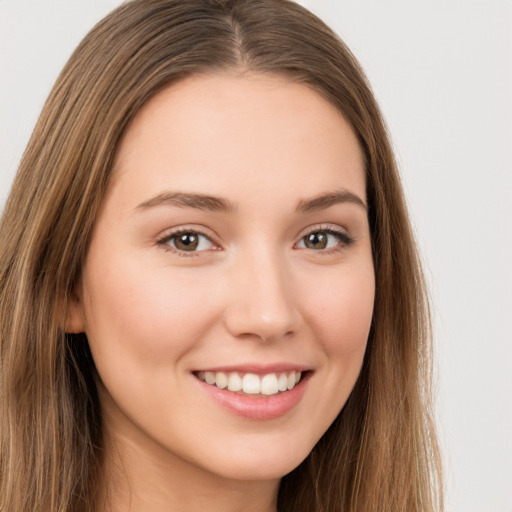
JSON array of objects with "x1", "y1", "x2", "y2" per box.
[{"x1": 233, "y1": 329, "x2": 295, "y2": 344}]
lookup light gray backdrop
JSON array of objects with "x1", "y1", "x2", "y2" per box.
[{"x1": 1, "y1": 1, "x2": 511, "y2": 511}]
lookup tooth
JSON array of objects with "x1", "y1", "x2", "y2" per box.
[
  {"x1": 227, "y1": 372, "x2": 243, "y2": 392},
  {"x1": 205, "y1": 371, "x2": 216, "y2": 385},
  {"x1": 204, "y1": 370, "x2": 302, "y2": 394},
  {"x1": 287, "y1": 372, "x2": 296, "y2": 390},
  {"x1": 215, "y1": 371, "x2": 228, "y2": 389},
  {"x1": 242, "y1": 373, "x2": 261, "y2": 394},
  {"x1": 260, "y1": 373, "x2": 279, "y2": 395},
  {"x1": 277, "y1": 373, "x2": 288, "y2": 392}
]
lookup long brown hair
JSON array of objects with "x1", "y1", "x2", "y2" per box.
[{"x1": 0, "y1": 1, "x2": 443, "y2": 510}]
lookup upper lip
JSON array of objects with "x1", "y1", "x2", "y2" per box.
[{"x1": 193, "y1": 363, "x2": 311, "y2": 374}]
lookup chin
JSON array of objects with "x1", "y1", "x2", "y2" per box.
[{"x1": 190, "y1": 431, "x2": 317, "y2": 482}]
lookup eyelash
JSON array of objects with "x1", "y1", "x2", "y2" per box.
[
  {"x1": 297, "y1": 226, "x2": 355, "y2": 253},
  {"x1": 157, "y1": 228, "x2": 217, "y2": 258},
  {"x1": 156, "y1": 226, "x2": 355, "y2": 257}
]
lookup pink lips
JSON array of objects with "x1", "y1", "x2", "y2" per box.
[{"x1": 194, "y1": 366, "x2": 311, "y2": 421}]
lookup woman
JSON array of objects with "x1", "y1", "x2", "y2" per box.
[{"x1": 0, "y1": 0, "x2": 443, "y2": 511}]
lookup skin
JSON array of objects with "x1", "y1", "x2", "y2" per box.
[{"x1": 68, "y1": 72, "x2": 375, "y2": 512}]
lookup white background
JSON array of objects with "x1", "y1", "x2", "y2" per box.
[{"x1": 1, "y1": 1, "x2": 510, "y2": 511}]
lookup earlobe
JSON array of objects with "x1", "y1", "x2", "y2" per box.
[{"x1": 64, "y1": 295, "x2": 86, "y2": 334}]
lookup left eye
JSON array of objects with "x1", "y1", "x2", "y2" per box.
[
  {"x1": 296, "y1": 230, "x2": 346, "y2": 251},
  {"x1": 163, "y1": 231, "x2": 214, "y2": 252}
]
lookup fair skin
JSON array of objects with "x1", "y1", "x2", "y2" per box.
[{"x1": 69, "y1": 72, "x2": 375, "y2": 512}]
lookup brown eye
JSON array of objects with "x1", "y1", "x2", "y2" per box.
[
  {"x1": 304, "y1": 232, "x2": 328, "y2": 249},
  {"x1": 163, "y1": 231, "x2": 214, "y2": 253},
  {"x1": 297, "y1": 229, "x2": 353, "y2": 252},
  {"x1": 174, "y1": 233, "x2": 199, "y2": 251}
]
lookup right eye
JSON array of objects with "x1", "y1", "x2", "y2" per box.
[{"x1": 158, "y1": 230, "x2": 215, "y2": 254}]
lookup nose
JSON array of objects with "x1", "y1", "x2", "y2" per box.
[{"x1": 223, "y1": 249, "x2": 299, "y2": 343}]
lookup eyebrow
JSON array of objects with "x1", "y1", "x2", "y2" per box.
[
  {"x1": 136, "y1": 192, "x2": 237, "y2": 213},
  {"x1": 135, "y1": 189, "x2": 366, "y2": 214},
  {"x1": 296, "y1": 190, "x2": 367, "y2": 213}
]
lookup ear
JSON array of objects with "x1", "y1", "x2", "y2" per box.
[{"x1": 64, "y1": 291, "x2": 86, "y2": 334}]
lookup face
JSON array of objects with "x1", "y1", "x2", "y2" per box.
[{"x1": 70, "y1": 73, "x2": 375, "y2": 483}]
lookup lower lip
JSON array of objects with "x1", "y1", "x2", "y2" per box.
[{"x1": 196, "y1": 373, "x2": 310, "y2": 421}]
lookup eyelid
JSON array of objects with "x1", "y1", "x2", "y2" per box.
[
  {"x1": 295, "y1": 224, "x2": 355, "y2": 251},
  {"x1": 156, "y1": 225, "x2": 221, "y2": 256}
]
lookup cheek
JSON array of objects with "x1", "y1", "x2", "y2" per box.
[
  {"x1": 81, "y1": 252, "x2": 223, "y2": 369},
  {"x1": 300, "y1": 263, "x2": 375, "y2": 355},
  {"x1": 290, "y1": 261, "x2": 374, "y2": 443}
]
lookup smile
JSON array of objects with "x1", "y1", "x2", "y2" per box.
[
  {"x1": 193, "y1": 366, "x2": 311, "y2": 420},
  {"x1": 196, "y1": 370, "x2": 302, "y2": 396}
]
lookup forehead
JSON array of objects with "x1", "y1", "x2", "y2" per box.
[{"x1": 110, "y1": 72, "x2": 365, "y2": 212}]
